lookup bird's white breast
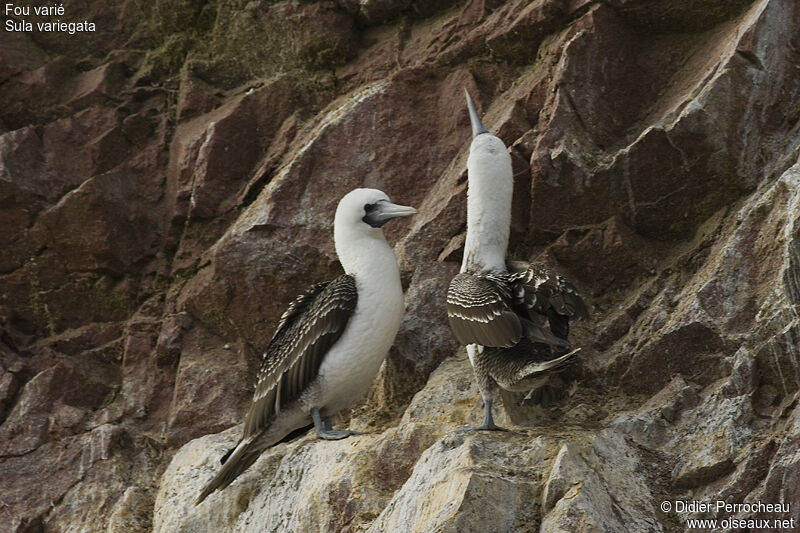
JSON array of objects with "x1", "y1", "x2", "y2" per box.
[{"x1": 316, "y1": 240, "x2": 405, "y2": 414}]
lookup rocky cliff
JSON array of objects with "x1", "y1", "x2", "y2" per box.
[{"x1": 2, "y1": 0, "x2": 800, "y2": 531}]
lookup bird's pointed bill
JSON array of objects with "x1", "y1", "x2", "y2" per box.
[
  {"x1": 464, "y1": 89, "x2": 488, "y2": 138},
  {"x1": 374, "y1": 201, "x2": 417, "y2": 221}
]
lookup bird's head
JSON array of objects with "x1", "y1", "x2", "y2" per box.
[
  {"x1": 464, "y1": 89, "x2": 512, "y2": 184},
  {"x1": 334, "y1": 188, "x2": 417, "y2": 235}
]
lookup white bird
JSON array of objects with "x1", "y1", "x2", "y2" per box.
[
  {"x1": 446, "y1": 91, "x2": 589, "y2": 431},
  {"x1": 196, "y1": 188, "x2": 416, "y2": 504}
]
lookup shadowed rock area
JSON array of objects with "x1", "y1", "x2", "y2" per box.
[{"x1": 1, "y1": 0, "x2": 800, "y2": 531}]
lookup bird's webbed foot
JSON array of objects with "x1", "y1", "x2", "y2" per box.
[
  {"x1": 461, "y1": 422, "x2": 508, "y2": 432},
  {"x1": 461, "y1": 399, "x2": 507, "y2": 432},
  {"x1": 312, "y1": 407, "x2": 358, "y2": 440},
  {"x1": 317, "y1": 428, "x2": 352, "y2": 440}
]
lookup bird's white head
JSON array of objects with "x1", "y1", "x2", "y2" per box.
[
  {"x1": 462, "y1": 90, "x2": 513, "y2": 273},
  {"x1": 334, "y1": 188, "x2": 416, "y2": 275},
  {"x1": 334, "y1": 188, "x2": 417, "y2": 232}
]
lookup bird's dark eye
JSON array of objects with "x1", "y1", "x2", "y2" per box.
[{"x1": 364, "y1": 203, "x2": 376, "y2": 213}]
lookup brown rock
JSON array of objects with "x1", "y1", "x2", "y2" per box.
[
  {"x1": 484, "y1": 0, "x2": 568, "y2": 63},
  {"x1": 165, "y1": 326, "x2": 252, "y2": 446},
  {"x1": 607, "y1": 0, "x2": 753, "y2": 33},
  {"x1": 2, "y1": 0, "x2": 800, "y2": 530},
  {"x1": 68, "y1": 61, "x2": 129, "y2": 108},
  {"x1": 550, "y1": 216, "x2": 656, "y2": 289},
  {"x1": 530, "y1": 0, "x2": 800, "y2": 240},
  {"x1": 338, "y1": 0, "x2": 413, "y2": 24},
  {"x1": 393, "y1": 262, "x2": 460, "y2": 376},
  {"x1": 168, "y1": 77, "x2": 296, "y2": 222},
  {"x1": 176, "y1": 70, "x2": 220, "y2": 121},
  {"x1": 0, "y1": 31, "x2": 47, "y2": 86}
]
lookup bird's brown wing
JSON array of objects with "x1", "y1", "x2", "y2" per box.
[
  {"x1": 446, "y1": 272, "x2": 523, "y2": 348},
  {"x1": 507, "y1": 261, "x2": 589, "y2": 319},
  {"x1": 242, "y1": 274, "x2": 358, "y2": 440}
]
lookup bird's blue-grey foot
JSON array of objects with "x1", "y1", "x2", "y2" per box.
[
  {"x1": 312, "y1": 407, "x2": 352, "y2": 440},
  {"x1": 463, "y1": 399, "x2": 507, "y2": 431}
]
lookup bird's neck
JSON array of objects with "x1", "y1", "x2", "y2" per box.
[
  {"x1": 335, "y1": 227, "x2": 401, "y2": 291},
  {"x1": 462, "y1": 164, "x2": 512, "y2": 275}
]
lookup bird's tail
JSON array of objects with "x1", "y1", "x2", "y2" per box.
[
  {"x1": 521, "y1": 319, "x2": 572, "y2": 350},
  {"x1": 514, "y1": 347, "x2": 581, "y2": 382},
  {"x1": 195, "y1": 439, "x2": 261, "y2": 505}
]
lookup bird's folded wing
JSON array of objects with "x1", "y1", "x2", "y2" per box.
[
  {"x1": 507, "y1": 260, "x2": 590, "y2": 320},
  {"x1": 446, "y1": 272, "x2": 522, "y2": 348},
  {"x1": 242, "y1": 275, "x2": 358, "y2": 439}
]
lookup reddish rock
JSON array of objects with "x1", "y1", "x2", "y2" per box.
[
  {"x1": 36, "y1": 170, "x2": 160, "y2": 274},
  {"x1": 68, "y1": 61, "x2": 129, "y2": 108},
  {"x1": 393, "y1": 262, "x2": 461, "y2": 377},
  {"x1": 607, "y1": 0, "x2": 753, "y2": 33},
  {"x1": 176, "y1": 70, "x2": 220, "y2": 121},
  {"x1": 621, "y1": 320, "x2": 729, "y2": 394},
  {"x1": 550, "y1": 217, "x2": 656, "y2": 289},
  {"x1": 530, "y1": 0, "x2": 800, "y2": 240},
  {"x1": 179, "y1": 67, "x2": 477, "y2": 347},
  {"x1": 0, "y1": 357, "x2": 119, "y2": 456},
  {"x1": 1, "y1": 0, "x2": 800, "y2": 530},
  {"x1": 0, "y1": 56, "x2": 77, "y2": 129},
  {"x1": 119, "y1": 317, "x2": 174, "y2": 434},
  {"x1": 0, "y1": 31, "x2": 47, "y2": 87},
  {"x1": 1, "y1": 424, "x2": 132, "y2": 532},
  {"x1": 0, "y1": 369, "x2": 20, "y2": 424},
  {"x1": 1, "y1": 106, "x2": 120, "y2": 203},
  {"x1": 170, "y1": 78, "x2": 296, "y2": 220},
  {"x1": 165, "y1": 326, "x2": 252, "y2": 446},
  {"x1": 484, "y1": 0, "x2": 568, "y2": 62}
]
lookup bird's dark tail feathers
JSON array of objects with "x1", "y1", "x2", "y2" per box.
[
  {"x1": 195, "y1": 440, "x2": 260, "y2": 505},
  {"x1": 521, "y1": 319, "x2": 572, "y2": 350},
  {"x1": 515, "y1": 347, "x2": 581, "y2": 382}
]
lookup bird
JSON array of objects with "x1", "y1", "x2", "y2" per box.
[
  {"x1": 446, "y1": 90, "x2": 589, "y2": 431},
  {"x1": 195, "y1": 188, "x2": 416, "y2": 504}
]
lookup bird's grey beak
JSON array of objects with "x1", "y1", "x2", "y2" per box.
[
  {"x1": 465, "y1": 89, "x2": 488, "y2": 138},
  {"x1": 376, "y1": 201, "x2": 417, "y2": 220},
  {"x1": 364, "y1": 201, "x2": 417, "y2": 228}
]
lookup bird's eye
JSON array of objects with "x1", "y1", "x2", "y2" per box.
[{"x1": 364, "y1": 203, "x2": 376, "y2": 213}]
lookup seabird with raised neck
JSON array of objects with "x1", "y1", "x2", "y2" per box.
[
  {"x1": 196, "y1": 188, "x2": 416, "y2": 504},
  {"x1": 446, "y1": 90, "x2": 589, "y2": 431}
]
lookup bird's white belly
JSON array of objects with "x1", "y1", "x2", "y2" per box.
[{"x1": 315, "y1": 291, "x2": 403, "y2": 415}]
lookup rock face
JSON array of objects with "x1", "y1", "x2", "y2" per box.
[{"x1": 2, "y1": 0, "x2": 800, "y2": 531}]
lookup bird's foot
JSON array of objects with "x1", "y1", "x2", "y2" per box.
[
  {"x1": 311, "y1": 407, "x2": 360, "y2": 441},
  {"x1": 316, "y1": 428, "x2": 353, "y2": 440},
  {"x1": 460, "y1": 399, "x2": 506, "y2": 431},
  {"x1": 460, "y1": 422, "x2": 508, "y2": 432}
]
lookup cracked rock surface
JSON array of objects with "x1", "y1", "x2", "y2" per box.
[{"x1": 2, "y1": 0, "x2": 800, "y2": 531}]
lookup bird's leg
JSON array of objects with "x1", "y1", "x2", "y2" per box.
[
  {"x1": 463, "y1": 398, "x2": 506, "y2": 431},
  {"x1": 463, "y1": 349, "x2": 507, "y2": 431},
  {"x1": 311, "y1": 407, "x2": 351, "y2": 440},
  {"x1": 323, "y1": 416, "x2": 333, "y2": 431}
]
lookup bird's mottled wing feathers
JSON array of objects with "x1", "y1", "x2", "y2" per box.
[
  {"x1": 507, "y1": 261, "x2": 590, "y2": 321},
  {"x1": 241, "y1": 275, "x2": 357, "y2": 440},
  {"x1": 446, "y1": 273, "x2": 522, "y2": 348}
]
